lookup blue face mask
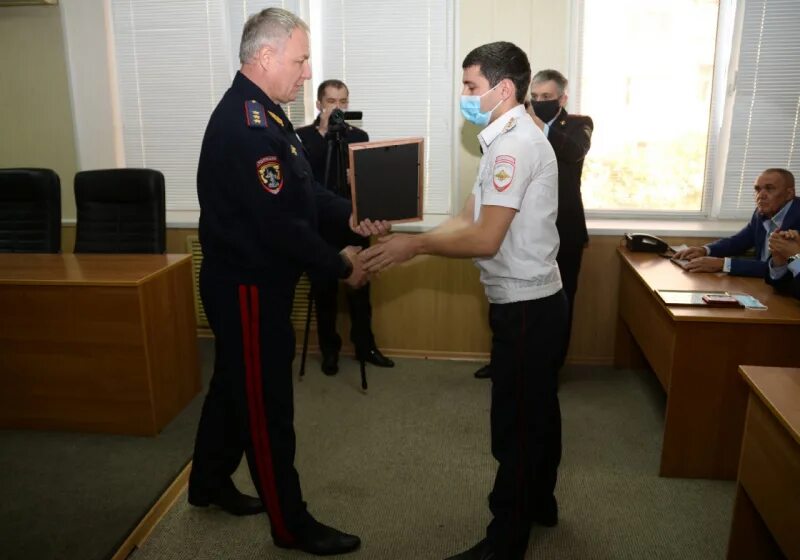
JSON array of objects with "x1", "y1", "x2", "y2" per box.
[{"x1": 460, "y1": 84, "x2": 501, "y2": 126}]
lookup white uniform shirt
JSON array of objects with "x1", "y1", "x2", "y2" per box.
[{"x1": 472, "y1": 104, "x2": 562, "y2": 304}]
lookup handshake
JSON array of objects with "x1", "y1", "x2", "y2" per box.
[{"x1": 341, "y1": 217, "x2": 422, "y2": 287}]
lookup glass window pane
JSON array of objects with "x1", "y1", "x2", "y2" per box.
[{"x1": 579, "y1": 0, "x2": 720, "y2": 211}]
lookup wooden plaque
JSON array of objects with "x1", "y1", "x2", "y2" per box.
[{"x1": 348, "y1": 137, "x2": 424, "y2": 223}]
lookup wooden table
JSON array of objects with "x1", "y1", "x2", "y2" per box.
[
  {"x1": 614, "y1": 248, "x2": 800, "y2": 479},
  {"x1": 727, "y1": 366, "x2": 800, "y2": 559},
  {"x1": 0, "y1": 253, "x2": 201, "y2": 436}
]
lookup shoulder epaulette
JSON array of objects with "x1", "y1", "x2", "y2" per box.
[{"x1": 245, "y1": 100, "x2": 266, "y2": 128}]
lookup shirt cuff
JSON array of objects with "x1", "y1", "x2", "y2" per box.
[
  {"x1": 790, "y1": 259, "x2": 800, "y2": 277},
  {"x1": 702, "y1": 245, "x2": 711, "y2": 256},
  {"x1": 769, "y1": 259, "x2": 789, "y2": 280},
  {"x1": 722, "y1": 257, "x2": 731, "y2": 273}
]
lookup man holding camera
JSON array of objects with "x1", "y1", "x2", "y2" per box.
[{"x1": 297, "y1": 80, "x2": 395, "y2": 375}]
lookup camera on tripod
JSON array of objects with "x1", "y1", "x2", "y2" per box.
[{"x1": 328, "y1": 108, "x2": 363, "y2": 132}]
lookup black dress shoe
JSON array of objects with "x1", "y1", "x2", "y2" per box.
[
  {"x1": 321, "y1": 352, "x2": 339, "y2": 375},
  {"x1": 473, "y1": 364, "x2": 491, "y2": 379},
  {"x1": 444, "y1": 538, "x2": 495, "y2": 560},
  {"x1": 188, "y1": 486, "x2": 265, "y2": 516},
  {"x1": 358, "y1": 348, "x2": 395, "y2": 368},
  {"x1": 532, "y1": 495, "x2": 558, "y2": 527},
  {"x1": 274, "y1": 521, "x2": 361, "y2": 556}
]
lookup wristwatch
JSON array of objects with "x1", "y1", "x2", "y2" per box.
[{"x1": 788, "y1": 253, "x2": 800, "y2": 263}]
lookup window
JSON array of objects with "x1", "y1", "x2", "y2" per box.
[
  {"x1": 110, "y1": 0, "x2": 453, "y2": 216},
  {"x1": 110, "y1": 0, "x2": 232, "y2": 211},
  {"x1": 311, "y1": 0, "x2": 455, "y2": 215},
  {"x1": 575, "y1": 0, "x2": 800, "y2": 218},
  {"x1": 574, "y1": 0, "x2": 720, "y2": 213},
  {"x1": 718, "y1": 0, "x2": 800, "y2": 218}
]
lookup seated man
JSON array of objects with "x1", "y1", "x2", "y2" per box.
[
  {"x1": 296, "y1": 79, "x2": 394, "y2": 374},
  {"x1": 766, "y1": 229, "x2": 800, "y2": 299},
  {"x1": 674, "y1": 168, "x2": 800, "y2": 276}
]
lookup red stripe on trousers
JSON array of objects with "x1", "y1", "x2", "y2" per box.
[{"x1": 238, "y1": 285, "x2": 294, "y2": 544}]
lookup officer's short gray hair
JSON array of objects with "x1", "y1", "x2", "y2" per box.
[
  {"x1": 532, "y1": 69, "x2": 568, "y2": 97},
  {"x1": 239, "y1": 7, "x2": 309, "y2": 64}
]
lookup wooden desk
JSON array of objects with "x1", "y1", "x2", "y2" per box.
[
  {"x1": 727, "y1": 366, "x2": 800, "y2": 560},
  {"x1": 614, "y1": 248, "x2": 800, "y2": 479},
  {"x1": 0, "y1": 254, "x2": 201, "y2": 436}
]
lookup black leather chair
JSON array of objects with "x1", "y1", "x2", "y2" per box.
[
  {"x1": 0, "y1": 168, "x2": 61, "y2": 253},
  {"x1": 74, "y1": 168, "x2": 166, "y2": 253}
]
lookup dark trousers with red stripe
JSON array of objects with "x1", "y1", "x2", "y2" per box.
[
  {"x1": 190, "y1": 262, "x2": 311, "y2": 544},
  {"x1": 485, "y1": 290, "x2": 567, "y2": 558}
]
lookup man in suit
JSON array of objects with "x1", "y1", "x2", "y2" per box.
[
  {"x1": 296, "y1": 80, "x2": 395, "y2": 375},
  {"x1": 767, "y1": 228, "x2": 800, "y2": 299},
  {"x1": 674, "y1": 168, "x2": 800, "y2": 277},
  {"x1": 475, "y1": 68, "x2": 593, "y2": 378}
]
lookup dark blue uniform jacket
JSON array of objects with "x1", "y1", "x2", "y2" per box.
[{"x1": 198, "y1": 72, "x2": 352, "y2": 287}]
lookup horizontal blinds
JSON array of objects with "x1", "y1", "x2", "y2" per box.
[
  {"x1": 317, "y1": 0, "x2": 454, "y2": 214},
  {"x1": 720, "y1": 0, "x2": 800, "y2": 217},
  {"x1": 111, "y1": 0, "x2": 231, "y2": 210}
]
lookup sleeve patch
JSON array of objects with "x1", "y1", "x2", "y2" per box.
[
  {"x1": 245, "y1": 100, "x2": 267, "y2": 128},
  {"x1": 493, "y1": 155, "x2": 516, "y2": 192},
  {"x1": 257, "y1": 156, "x2": 283, "y2": 194}
]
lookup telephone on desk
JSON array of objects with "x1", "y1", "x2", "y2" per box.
[{"x1": 624, "y1": 233, "x2": 670, "y2": 254}]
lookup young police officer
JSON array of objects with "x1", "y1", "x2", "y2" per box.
[
  {"x1": 189, "y1": 8, "x2": 386, "y2": 556},
  {"x1": 361, "y1": 42, "x2": 567, "y2": 560}
]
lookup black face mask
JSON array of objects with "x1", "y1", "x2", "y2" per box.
[{"x1": 531, "y1": 99, "x2": 561, "y2": 122}]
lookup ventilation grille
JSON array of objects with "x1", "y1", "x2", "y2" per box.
[
  {"x1": 185, "y1": 235, "x2": 314, "y2": 331},
  {"x1": 186, "y1": 236, "x2": 208, "y2": 328}
]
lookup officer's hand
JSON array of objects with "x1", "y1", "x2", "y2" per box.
[
  {"x1": 683, "y1": 256, "x2": 724, "y2": 273},
  {"x1": 360, "y1": 233, "x2": 420, "y2": 273},
  {"x1": 673, "y1": 246, "x2": 706, "y2": 260},
  {"x1": 341, "y1": 246, "x2": 368, "y2": 288},
  {"x1": 350, "y1": 215, "x2": 392, "y2": 237}
]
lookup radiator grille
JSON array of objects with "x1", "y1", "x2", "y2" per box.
[{"x1": 185, "y1": 235, "x2": 314, "y2": 330}]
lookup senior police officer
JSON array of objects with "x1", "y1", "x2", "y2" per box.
[
  {"x1": 361, "y1": 41, "x2": 567, "y2": 560},
  {"x1": 187, "y1": 8, "x2": 386, "y2": 556}
]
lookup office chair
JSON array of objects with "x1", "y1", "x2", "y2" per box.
[
  {"x1": 74, "y1": 168, "x2": 166, "y2": 253},
  {"x1": 0, "y1": 168, "x2": 61, "y2": 253}
]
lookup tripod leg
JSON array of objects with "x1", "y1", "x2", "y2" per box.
[
  {"x1": 299, "y1": 291, "x2": 313, "y2": 380},
  {"x1": 360, "y1": 359, "x2": 368, "y2": 392}
]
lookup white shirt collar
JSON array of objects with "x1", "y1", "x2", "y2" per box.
[{"x1": 479, "y1": 104, "x2": 527, "y2": 150}]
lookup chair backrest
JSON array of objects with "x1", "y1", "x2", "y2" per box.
[
  {"x1": 0, "y1": 168, "x2": 61, "y2": 253},
  {"x1": 74, "y1": 168, "x2": 166, "y2": 254}
]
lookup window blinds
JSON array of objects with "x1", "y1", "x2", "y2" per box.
[
  {"x1": 720, "y1": 0, "x2": 800, "y2": 218},
  {"x1": 316, "y1": 0, "x2": 455, "y2": 214}
]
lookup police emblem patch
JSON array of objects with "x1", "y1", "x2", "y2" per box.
[
  {"x1": 493, "y1": 155, "x2": 516, "y2": 192},
  {"x1": 257, "y1": 156, "x2": 283, "y2": 194}
]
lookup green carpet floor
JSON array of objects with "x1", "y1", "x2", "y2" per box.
[
  {"x1": 129, "y1": 358, "x2": 735, "y2": 560},
  {"x1": 0, "y1": 339, "x2": 213, "y2": 560}
]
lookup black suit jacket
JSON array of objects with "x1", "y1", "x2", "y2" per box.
[
  {"x1": 296, "y1": 119, "x2": 369, "y2": 199},
  {"x1": 766, "y1": 267, "x2": 800, "y2": 300},
  {"x1": 548, "y1": 110, "x2": 593, "y2": 248}
]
